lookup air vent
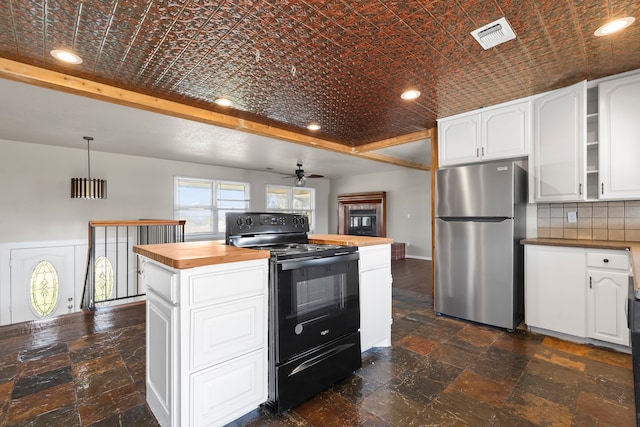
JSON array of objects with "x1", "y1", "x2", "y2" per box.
[{"x1": 471, "y1": 17, "x2": 516, "y2": 50}]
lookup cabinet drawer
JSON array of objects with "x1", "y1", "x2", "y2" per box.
[
  {"x1": 358, "y1": 245, "x2": 391, "y2": 271},
  {"x1": 586, "y1": 251, "x2": 629, "y2": 270},
  {"x1": 190, "y1": 295, "x2": 265, "y2": 371},
  {"x1": 190, "y1": 349, "x2": 266, "y2": 426},
  {"x1": 188, "y1": 261, "x2": 267, "y2": 306},
  {"x1": 145, "y1": 261, "x2": 178, "y2": 303}
]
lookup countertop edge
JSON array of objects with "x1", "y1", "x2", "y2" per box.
[
  {"x1": 308, "y1": 234, "x2": 394, "y2": 246},
  {"x1": 133, "y1": 243, "x2": 270, "y2": 269}
]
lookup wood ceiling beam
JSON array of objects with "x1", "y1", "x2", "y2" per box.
[
  {"x1": 0, "y1": 58, "x2": 428, "y2": 170},
  {"x1": 353, "y1": 129, "x2": 432, "y2": 152}
]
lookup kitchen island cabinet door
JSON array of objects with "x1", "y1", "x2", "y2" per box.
[
  {"x1": 146, "y1": 287, "x2": 178, "y2": 427},
  {"x1": 598, "y1": 73, "x2": 640, "y2": 200},
  {"x1": 525, "y1": 245, "x2": 587, "y2": 337},
  {"x1": 533, "y1": 81, "x2": 586, "y2": 202}
]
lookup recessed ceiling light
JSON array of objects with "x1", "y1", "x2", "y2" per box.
[
  {"x1": 50, "y1": 49, "x2": 83, "y2": 64},
  {"x1": 214, "y1": 97, "x2": 233, "y2": 107},
  {"x1": 307, "y1": 123, "x2": 321, "y2": 131},
  {"x1": 401, "y1": 89, "x2": 421, "y2": 100},
  {"x1": 594, "y1": 17, "x2": 635, "y2": 37}
]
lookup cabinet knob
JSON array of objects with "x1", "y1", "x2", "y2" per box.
[{"x1": 603, "y1": 258, "x2": 609, "y2": 263}]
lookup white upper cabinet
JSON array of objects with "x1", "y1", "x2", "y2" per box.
[
  {"x1": 482, "y1": 100, "x2": 531, "y2": 161},
  {"x1": 438, "y1": 99, "x2": 531, "y2": 167},
  {"x1": 533, "y1": 81, "x2": 586, "y2": 202},
  {"x1": 438, "y1": 113, "x2": 481, "y2": 166},
  {"x1": 598, "y1": 73, "x2": 640, "y2": 200}
]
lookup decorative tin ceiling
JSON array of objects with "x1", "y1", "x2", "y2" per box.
[{"x1": 0, "y1": 1, "x2": 639, "y2": 147}]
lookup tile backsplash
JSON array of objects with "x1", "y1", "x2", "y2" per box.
[{"x1": 537, "y1": 201, "x2": 640, "y2": 242}]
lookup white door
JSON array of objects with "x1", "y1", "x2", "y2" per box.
[{"x1": 11, "y1": 246, "x2": 76, "y2": 323}]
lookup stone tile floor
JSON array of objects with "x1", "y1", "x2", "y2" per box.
[{"x1": 0, "y1": 286, "x2": 636, "y2": 426}]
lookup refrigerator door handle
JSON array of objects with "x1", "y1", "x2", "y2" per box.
[{"x1": 439, "y1": 217, "x2": 511, "y2": 223}]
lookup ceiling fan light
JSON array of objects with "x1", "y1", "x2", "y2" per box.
[
  {"x1": 307, "y1": 123, "x2": 321, "y2": 131},
  {"x1": 295, "y1": 177, "x2": 306, "y2": 187},
  {"x1": 594, "y1": 17, "x2": 635, "y2": 36},
  {"x1": 50, "y1": 49, "x2": 83, "y2": 64}
]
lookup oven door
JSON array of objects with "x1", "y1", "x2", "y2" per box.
[{"x1": 273, "y1": 252, "x2": 360, "y2": 363}]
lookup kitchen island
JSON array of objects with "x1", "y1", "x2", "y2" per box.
[
  {"x1": 133, "y1": 241, "x2": 270, "y2": 427},
  {"x1": 133, "y1": 235, "x2": 394, "y2": 426}
]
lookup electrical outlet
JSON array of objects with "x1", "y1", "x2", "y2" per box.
[
  {"x1": 567, "y1": 211, "x2": 577, "y2": 223},
  {"x1": 406, "y1": 242, "x2": 410, "y2": 247}
]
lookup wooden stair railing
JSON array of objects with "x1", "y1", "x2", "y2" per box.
[{"x1": 82, "y1": 219, "x2": 186, "y2": 310}]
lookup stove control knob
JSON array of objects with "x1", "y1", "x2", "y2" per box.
[
  {"x1": 246, "y1": 217, "x2": 253, "y2": 226},
  {"x1": 292, "y1": 217, "x2": 298, "y2": 225},
  {"x1": 295, "y1": 324, "x2": 303, "y2": 335},
  {"x1": 299, "y1": 217, "x2": 306, "y2": 226},
  {"x1": 236, "y1": 217, "x2": 244, "y2": 227}
]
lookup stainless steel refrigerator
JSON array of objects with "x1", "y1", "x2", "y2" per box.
[{"x1": 434, "y1": 160, "x2": 527, "y2": 330}]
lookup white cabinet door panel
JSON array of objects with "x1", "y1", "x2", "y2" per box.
[
  {"x1": 525, "y1": 245, "x2": 586, "y2": 337},
  {"x1": 598, "y1": 73, "x2": 640, "y2": 200},
  {"x1": 438, "y1": 114, "x2": 480, "y2": 166},
  {"x1": 190, "y1": 295, "x2": 265, "y2": 371},
  {"x1": 588, "y1": 270, "x2": 630, "y2": 346},
  {"x1": 190, "y1": 349, "x2": 266, "y2": 427},
  {"x1": 482, "y1": 100, "x2": 530, "y2": 160},
  {"x1": 533, "y1": 81, "x2": 586, "y2": 202}
]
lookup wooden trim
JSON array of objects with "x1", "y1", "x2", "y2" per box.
[
  {"x1": 89, "y1": 219, "x2": 186, "y2": 227},
  {"x1": 0, "y1": 58, "x2": 351, "y2": 151},
  {"x1": 0, "y1": 58, "x2": 430, "y2": 170},
  {"x1": 354, "y1": 151, "x2": 430, "y2": 170},
  {"x1": 354, "y1": 129, "x2": 432, "y2": 152},
  {"x1": 430, "y1": 127, "x2": 439, "y2": 297}
]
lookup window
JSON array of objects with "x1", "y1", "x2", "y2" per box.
[
  {"x1": 266, "y1": 185, "x2": 315, "y2": 230},
  {"x1": 94, "y1": 256, "x2": 114, "y2": 304},
  {"x1": 175, "y1": 177, "x2": 250, "y2": 237},
  {"x1": 30, "y1": 261, "x2": 59, "y2": 317}
]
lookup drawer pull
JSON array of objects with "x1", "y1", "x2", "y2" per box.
[{"x1": 603, "y1": 258, "x2": 609, "y2": 263}]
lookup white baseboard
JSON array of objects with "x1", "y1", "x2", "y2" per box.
[{"x1": 404, "y1": 255, "x2": 432, "y2": 261}]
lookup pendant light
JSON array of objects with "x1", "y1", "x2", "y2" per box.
[{"x1": 71, "y1": 136, "x2": 107, "y2": 199}]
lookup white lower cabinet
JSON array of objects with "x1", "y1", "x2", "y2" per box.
[
  {"x1": 141, "y1": 257, "x2": 268, "y2": 427},
  {"x1": 587, "y1": 251, "x2": 630, "y2": 346},
  {"x1": 525, "y1": 245, "x2": 630, "y2": 349},
  {"x1": 358, "y1": 244, "x2": 392, "y2": 352},
  {"x1": 525, "y1": 245, "x2": 587, "y2": 337}
]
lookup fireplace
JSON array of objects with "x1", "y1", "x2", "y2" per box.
[{"x1": 338, "y1": 192, "x2": 386, "y2": 237}]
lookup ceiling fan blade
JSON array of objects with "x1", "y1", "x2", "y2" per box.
[{"x1": 304, "y1": 174, "x2": 324, "y2": 178}]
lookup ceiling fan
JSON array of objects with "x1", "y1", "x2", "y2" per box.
[{"x1": 282, "y1": 162, "x2": 324, "y2": 187}]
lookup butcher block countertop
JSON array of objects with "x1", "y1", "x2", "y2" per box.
[
  {"x1": 521, "y1": 238, "x2": 639, "y2": 289},
  {"x1": 133, "y1": 241, "x2": 270, "y2": 269},
  {"x1": 309, "y1": 234, "x2": 394, "y2": 247}
]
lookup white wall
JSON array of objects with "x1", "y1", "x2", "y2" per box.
[
  {"x1": 0, "y1": 138, "x2": 331, "y2": 243},
  {"x1": 329, "y1": 169, "x2": 432, "y2": 259}
]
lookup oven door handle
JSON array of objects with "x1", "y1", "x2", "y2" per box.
[
  {"x1": 279, "y1": 252, "x2": 359, "y2": 271},
  {"x1": 289, "y1": 342, "x2": 356, "y2": 376}
]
